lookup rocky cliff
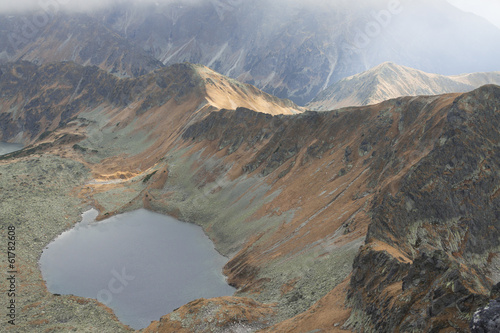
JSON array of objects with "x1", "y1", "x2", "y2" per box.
[{"x1": 346, "y1": 85, "x2": 500, "y2": 332}]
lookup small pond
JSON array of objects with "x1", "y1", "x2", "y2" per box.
[
  {"x1": 0, "y1": 142, "x2": 23, "y2": 156},
  {"x1": 39, "y1": 209, "x2": 235, "y2": 329}
]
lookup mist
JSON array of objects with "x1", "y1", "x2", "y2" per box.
[
  {"x1": 2, "y1": 0, "x2": 499, "y2": 33},
  {"x1": 447, "y1": 0, "x2": 500, "y2": 29},
  {"x1": 0, "y1": 0, "x2": 204, "y2": 14},
  {"x1": 0, "y1": 0, "x2": 383, "y2": 14}
]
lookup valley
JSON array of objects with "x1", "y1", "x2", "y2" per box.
[{"x1": 1, "y1": 59, "x2": 500, "y2": 332}]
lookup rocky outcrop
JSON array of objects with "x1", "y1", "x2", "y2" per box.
[
  {"x1": 471, "y1": 298, "x2": 500, "y2": 332},
  {"x1": 346, "y1": 85, "x2": 500, "y2": 332}
]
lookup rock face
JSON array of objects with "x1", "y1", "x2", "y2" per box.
[
  {"x1": 2, "y1": 0, "x2": 500, "y2": 104},
  {"x1": 347, "y1": 85, "x2": 500, "y2": 332},
  {"x1": 308, "y1": 62, "x2": 500, "y2": 110},
  {"x1": 471, "y1": 299, "x2": 500, "y2": 333}
]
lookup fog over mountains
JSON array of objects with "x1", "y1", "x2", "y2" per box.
[{"x1": 1, "y1": 0, "x2": 499, "y2": 105}]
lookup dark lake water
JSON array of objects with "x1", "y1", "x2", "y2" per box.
[
  {"x1": 0, "y1": 142, "x2": 23, "y2": 155},
  {"x1": 39, "y1": 209, "x2": 235, "y2": 329}
]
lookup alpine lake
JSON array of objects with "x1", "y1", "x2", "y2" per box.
[{"x1": 39, "y1": 209, "x2": 235, "y2": 329}]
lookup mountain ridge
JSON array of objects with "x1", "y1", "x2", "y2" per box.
[
  {"x1": 92, "y1": 0, "x2": 500, "y2": 104},
  {"x1": 0, "y1": 60, "x2": 302, "y2": 145},
  {"x1": 142, "y1": 84, "x2": 500, "y2": 332},
  {"x1": 308, "y1": 62, "x2": 500, "y2": 110},
  {"x1": 0, "y1": 12, "x2": 164, "y2": 77}
]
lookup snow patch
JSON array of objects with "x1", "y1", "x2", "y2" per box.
[
  {"x1": 226, "y1": 48, "x2": 245, "y2": 77},
  {"x1": 321, "y1": 56, "x2": 337, "y2": 91},
  {"x1": 57, "y1": 34, "x2": 73, "y2": 53},
  {"x1": 207, "y1": 42, "x2": 229, "y2": 68},
  {"x1": 163, "y1": 37, "x2": 196, "y2": 64}
]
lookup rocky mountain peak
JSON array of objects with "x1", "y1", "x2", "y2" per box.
[{"x1": 307, "y1": 62, "x2": 500, "y2": 111}]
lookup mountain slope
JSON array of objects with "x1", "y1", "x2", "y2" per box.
[
  {"x1": 308, "y1": 62, "x2": 500, "y2": 110},
  {"x1": 0, "y1": 61, "x2": 301, "y2": 144},
  {"x1": 0, "y1": 13, "x2": 164, "y2": 77},
  {"x1": 138, "y1": 85, "x2": 500, "y2": 333},
  {"x1": 346, "y1": 85, "x2": 500, "y2": 332},
  {"x1": 94, "y1": 0, "x2": 500, "y2": 104},
  {"x1": 2, "y1": 61, "x2": 500, "y2": 332}
]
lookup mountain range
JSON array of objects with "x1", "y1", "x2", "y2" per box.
[
  {"x1": 2, "y1": 0, "x2": 500, "y2": 104},
  {"x1": 308, "y1": 62, "x2": 500, "y2": 110},
  {"x1": 0, "y1": 12, "x2": 164, "y2": 77}
]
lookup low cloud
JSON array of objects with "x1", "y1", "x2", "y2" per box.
[
  {"x1": 0, "y1": 0, "x2": 206, "y2": 14},
  {"x1": 0, "y1": 0, "x2": 366, "y2": 14},
  {"x1": 447, "y1": 0, "x2": 500, "y2": 29}
]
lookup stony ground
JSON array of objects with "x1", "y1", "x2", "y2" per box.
[
  {"x1": 0, "y1": 155, "x2": 132, "y2": 332},
  {"x1": 0, "y1": 142, "x2": 363, "y2": 332}
]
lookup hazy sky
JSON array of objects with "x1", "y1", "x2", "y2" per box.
[
  {"x1": 0, "y1": 0, "x2": 183, "y2": 13},
  {"x1": 447, "y1": 0, "x2": 500, "y2": 29}
]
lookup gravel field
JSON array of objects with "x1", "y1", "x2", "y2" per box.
[{"x1": 0, "y1": 155, "x2": 132, "y2": 332}]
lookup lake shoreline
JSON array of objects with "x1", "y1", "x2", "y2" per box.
[
  {"x1": 39, "y1": 208, "x2": 236, "y2": 330},
  {"x1": 0, "y1": 142, "x2": 24, "y2": 156}
]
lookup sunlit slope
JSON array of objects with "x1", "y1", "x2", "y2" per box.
[
  {"x1": 308, "y1": 62, "x2": 500, "y2": 110},
  {"x1": 0, "y1": 61, "x2": 302, "y2": 143}
]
